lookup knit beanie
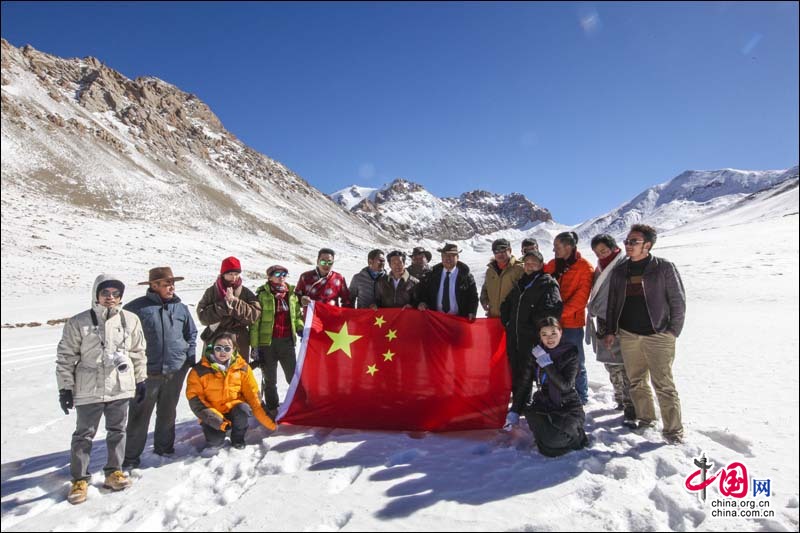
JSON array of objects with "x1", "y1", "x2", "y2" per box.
[{"x1": 220, "y1": 256, "x2": 242, "y2": 275}]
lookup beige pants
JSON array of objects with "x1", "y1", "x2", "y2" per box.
[{"x1": 619, "y1": 329, "x2": 683, "y2": 436}]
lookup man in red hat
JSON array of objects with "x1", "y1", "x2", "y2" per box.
[
  {"x1": 197, "y1": 256, "x2": 261, "y2": 363},
  {"x1": 122, "y1": 266, "x2": 197, "y2": 468}
]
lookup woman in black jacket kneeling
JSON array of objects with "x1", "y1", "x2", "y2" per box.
[{"x1": 527, "y1": 316, "x2": 589, "y2": 457}]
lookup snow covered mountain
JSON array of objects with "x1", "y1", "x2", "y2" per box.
[
  {"x1": 331, "y1": 179, "x2": 552, "y2": 241},
  {"x1": 0, "y1": 39, "x2": 396, "y2": 296},
  {"x1": 576, "y1": 166, "x2": 799, "y2": 239},
  {"x1": 330, "y1": 185, "x2": 379, "y2": 210}
]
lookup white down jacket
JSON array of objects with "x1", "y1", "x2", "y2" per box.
[{"x1": 56, "y1": 274, "x2": 147, "y2": 406}]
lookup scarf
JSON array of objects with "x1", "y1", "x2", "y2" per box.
[
  {"x1": 598, "y1": 248, "x2": 622, "y2": 271},
  {"x1": 270, "y1": 281, "x2": 289, "y2": 312},
  {"x1": 216, "y1": 275, "x2": 242, "y2": 300},
  {"x1": 553, "y1": 249, "x2": 578, "y2": 281}
]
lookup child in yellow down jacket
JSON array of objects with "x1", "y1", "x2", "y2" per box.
[{"x1": 186, "y1": 331, "x2": 276, "y2": 449}]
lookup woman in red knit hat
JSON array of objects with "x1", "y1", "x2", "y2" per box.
[{"x1": 197, "y1": 256, "x2": 262, "y2": 364}]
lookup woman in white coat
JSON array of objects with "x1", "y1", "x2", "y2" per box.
[{"x1": 585, "y1": 234, "x2": 635, "y2": 425}]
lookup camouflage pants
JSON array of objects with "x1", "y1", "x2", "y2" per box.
[{"x1": 605, "y1": 363, "x2": 634, "y2": 413}]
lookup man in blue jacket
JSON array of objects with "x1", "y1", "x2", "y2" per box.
[{"x1": 122, "y1": 267, "x2": 197, "y2": 468}]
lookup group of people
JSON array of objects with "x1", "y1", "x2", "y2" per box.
[{"x1": 55, "y1": 223, "x2": 686, "y2": 504}]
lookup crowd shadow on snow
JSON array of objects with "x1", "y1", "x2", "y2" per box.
[
  {"x1": 272, "y1": 410, "x2": 666, "y2": 520},
  {"x1": 2, "y1": 410, "x2": 665, "y2": 522},
  {"x1": 0, "y1": 419, "x2": 203, "y2": 517}
]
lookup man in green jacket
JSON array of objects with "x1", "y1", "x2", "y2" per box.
[{"x1": 249, "y1": 265, "x2": 304, "y2": 417}]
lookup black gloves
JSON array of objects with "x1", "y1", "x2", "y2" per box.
[
  {"x1": 135, "y1": 381, "x2": 147, "y2": 404},
  {"x1": 59, "y1": 389, "x2": 73, "y2": 414}
]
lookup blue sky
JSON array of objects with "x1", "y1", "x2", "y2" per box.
[{"x1": 2, "y1": 1, "x2": 798, "y2": 224}]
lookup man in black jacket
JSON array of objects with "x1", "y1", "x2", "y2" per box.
[
  {"x1": 604, "y1": 224, "x2": 686, "y2": 444},
  {"x1": 417, "y1": 244, "x2": 478, "y2": 320}
]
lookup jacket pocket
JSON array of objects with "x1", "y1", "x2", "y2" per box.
[
  {"x1": 116, "y1": 362, "x2": 136, "y2": 393},
  {"x1": 74, "y1": 365, "x2": 97, "y2": 399}
]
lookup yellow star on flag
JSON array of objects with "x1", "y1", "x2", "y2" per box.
[
  {"x1": 366, "y1": 364, "x2": 379, "y2": 376},
  {"x1": 325, "y1": 323, "x2": 363, "y2": 358},
  {"x1": 382, "y1": 349, "x2": 395, "y2": 362},
  {"x1": 374, "y1": 316, "x2": 386, "y2": 328},
  {"x1": 386, "y1": 329, "x2": 397, "y2": 342}
]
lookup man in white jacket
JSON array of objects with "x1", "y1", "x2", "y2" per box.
[{"x1": 56, "y1": 274, "x2": 147, "y2": 505}]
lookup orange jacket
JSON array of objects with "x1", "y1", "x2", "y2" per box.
[
  {"x1": 544, "y1": 252, "x2": 594, "y2": 328},
  {"x1": 186, "y1": 352, "x2": 276, "y2": 431}
]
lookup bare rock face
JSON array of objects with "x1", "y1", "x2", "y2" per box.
[
  {"x1": 338, "y1": 178, "x2": 552, "y2": 241},
  {"x1": 1, "y1": 38, "x2": 393, "y2": 293}
]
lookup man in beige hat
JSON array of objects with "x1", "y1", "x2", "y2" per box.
[
  {"x1": 417, "y1": 244, "x2": 478, "y2": 320},
  {"x1": 122, "y1": 266, "x2": 197, "y2": 468}
]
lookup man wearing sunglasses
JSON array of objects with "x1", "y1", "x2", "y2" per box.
[
  {"x1": 122, "y1": 267, "x2": 197, "y2": 469},
  {"x1": 249, "y1": 265, "x2": 304, "y2": 417},
  {"x1": 56, "y1": 274, "x2": 147, "y2": 504},
  {"x1": 295, "y1": 248, "x2": 352, "y2": 318},
  {"x1": 604, "y1": 224, "x2": 686, "y2": 444}
]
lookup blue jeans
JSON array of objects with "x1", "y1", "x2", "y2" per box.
[{"x1": 562, "y1": 327, "x2": 588, "y2": 404}]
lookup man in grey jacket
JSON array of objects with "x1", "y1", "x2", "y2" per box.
[
  {"x1": 604, "y1": 224, "x2": 686, "y2": 444},
  {"x1": 349, "y1": 249, "x2": 386, "y2": 309},
  {"x1": 123, "y1": 267, "x2": 197, "y2": 468},
  {"x1": 56, "y1": 274, "x2": 147, "y2": 504}
]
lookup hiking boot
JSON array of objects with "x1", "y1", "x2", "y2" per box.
[
  {"x1": 153, "y1": 448, "x2": 175, "y2": 457},
  {"x1": 664, "y1": 432, "x2": 684, "y2": 445},
  {"x1": 103, "y1": 470, "x2": 132, "y2": 491},
  {"x1": 231, "y1": 441, "x2": 246, "y2": 450},
  {"x1": 622, "y1": 418, "x2": 638, "y2": 430},
  {"x1": 623, "y1": 405, "x2": 637, "y2": 421},
  {"x1": 68, "y1": 480, "x2": 88, "y2": 505},
  {"x1": 121, "y1": 458, "x2": 140, "y2": 469},
  {"x1": 637, "y1": 419, "x2": 657, "y2": 430}
]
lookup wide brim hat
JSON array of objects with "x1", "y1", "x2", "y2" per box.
[
  {"x1": 138, "y1": 266, "x2": 184, "y2": 285},
  {"x1": 409, "y1": 247, "x2": 432, "y2": 261},
  {"x1": 436, "y1": 243, "x2": 462, "y2": 255}
]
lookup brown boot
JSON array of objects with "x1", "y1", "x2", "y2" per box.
[
  {"x1": 103, "y1": 470, "x2": 132, "y2": 491},
  {"x1": 68, "y1": 480, "x2": 89, "y2": 505}
]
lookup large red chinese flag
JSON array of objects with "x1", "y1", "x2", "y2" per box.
[{"x1": 277, "y1": 302, "x2": 510, "y2": 431}]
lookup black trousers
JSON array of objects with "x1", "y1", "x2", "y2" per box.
[
  {"x1": 255, "y1": 337, "x2": 296, "y2": 410},
  {"x1": 202, "y1": 403, "x2": 251, "y2": 446}
]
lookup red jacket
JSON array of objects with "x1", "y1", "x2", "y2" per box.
[
  {"x1": 544, "y1": 252, "x2": 594, "y2": 328},
  {"x1": 295, "y1": 269, "x2": 352, "y2": 307}
]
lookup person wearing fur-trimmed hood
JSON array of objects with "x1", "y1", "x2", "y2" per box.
[{"x1": 56, "y1": 274, "x2": 147, "y2": 504}]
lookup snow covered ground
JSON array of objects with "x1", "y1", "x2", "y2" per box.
[{"x1": 1, "y1": 193, "x2": 798, "y2": 531}]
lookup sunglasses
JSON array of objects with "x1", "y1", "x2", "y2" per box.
[
  {"x1": 318, "y1": 260, "x2": 334, "y2": 266},
  {"x1": 213, "y1": 345, "x2": 233, "y2": 353},
  {"x1": 100, "y1": 289, "x2": 121, "y2": 298},
  {"x1": 271, "y1": 271, "x2": 289, "y2": 278},
  {"x1": 623, "y1": 239, "x2": 644, "y2": 246}
]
